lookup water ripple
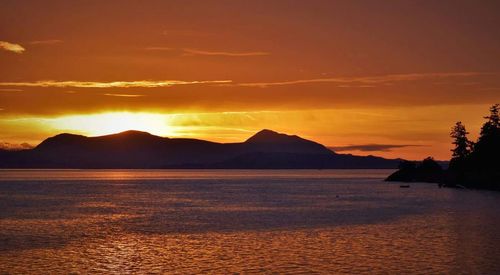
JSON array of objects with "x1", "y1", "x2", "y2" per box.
[{"x1": 0, "y1": 170, "x2": 499, "y2": 274}]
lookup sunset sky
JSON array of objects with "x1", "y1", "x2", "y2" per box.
[{"x1": 1, "y1": 0, "x2": 499, "y2": 160}]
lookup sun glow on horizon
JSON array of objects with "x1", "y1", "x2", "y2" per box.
[
  {"x1": 0, "y1": 104, "x2": 492, "y2": 160},
  {"x1": 47, "y1": 112, "x2": 176, "y2": 137}
]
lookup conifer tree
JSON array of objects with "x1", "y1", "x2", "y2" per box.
[
  {"x1": 450, "y1": 121, "x2": 471, "y2": 160},
  {"x1": 479, "y1": 103, "x2": 499, "y2": 140}
]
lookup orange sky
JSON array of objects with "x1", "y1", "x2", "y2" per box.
[{"x1": 1, "y1": 0, "x2": 499, "y2": 160}]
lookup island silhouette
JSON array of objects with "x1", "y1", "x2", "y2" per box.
[
  {"x1": 0, "y1": 129, "x2": 401, "y2": 169},
  {"x1": 387, "y1": 104, "x2": 500, "y2": 190}
]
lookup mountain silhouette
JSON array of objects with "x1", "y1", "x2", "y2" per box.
[{"x1": 0, "y1": 129, "x2": 400, "y2": 169}]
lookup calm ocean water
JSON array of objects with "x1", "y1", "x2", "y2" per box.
[{"x1": 0, "y1": 169, "x2": 499, "y2": 274}]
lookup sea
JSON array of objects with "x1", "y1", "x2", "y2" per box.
[{"x1": 0, "y1": 169, "x2": 499, "y2": 274}]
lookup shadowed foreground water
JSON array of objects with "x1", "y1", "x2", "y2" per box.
[{"x1": 0, "y1": 169, "x2": 499, "y2": 274}]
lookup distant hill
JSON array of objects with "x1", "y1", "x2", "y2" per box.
[{"x1": 0, "y1": 129, "x2": 401, "y2": 169}]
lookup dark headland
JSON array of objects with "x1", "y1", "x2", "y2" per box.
[
  {"x1": 386, "y1": 104, "x2": 500, "y2": 191},
  {"x1": 0, "y1": 129, "x2": 401, "y2": 169}
]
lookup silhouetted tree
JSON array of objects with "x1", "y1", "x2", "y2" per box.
[
  {"x1": 398, "y1": 160, "x2": 416, "y2": 170},
  {"x1": 450, "y1": 121, "x2": 472, "y2": 160},
  {"x1": 419, "y1": 157, "x2": 442, "y2": 172},
  {"x1": 465, "y1": 104, "x2": 500, "y2": 188},
  {"x1": 479, "y1": 103, "x2": 500, "y2": 142},
  {"x1": 387, "y1": 104, "x2": 500, "y2": 189},
  {"x1": 473, "y1": 104, "x2": 500, "y2": 157},
  {"x1": 386, "y1": 158, "x2": 442, "y2": 182},
  {"x1": 385, "y1": 160, "x2": 417, "y2": 182}
]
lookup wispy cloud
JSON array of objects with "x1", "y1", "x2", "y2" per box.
[
  {"x1": 0, "y1": 79, "x2": 232, "y2": 88},
  {"x1": 235, "y1": 72, "x2": 494, "y2": 88},
  {"x1": 337, "y1": 85, "x2": 376, "y2": 88},
  {"x1": 182, "y1": 48, "x2": 269, "y2": 57},
  {"x1": 0, "y1": 41, "x2": 25, "y2": 54},
  {"x1": 329, "y1": 144, "x2": 425, "y2": 152},
  {"x1": 144, "y1": 47, "x2": 269, "y2": 57},
  {"x1": 29, "y1": 39, "x2": 63, "y2": 45},
  {"x1": 103, "y1": 93, "x2": 145, "y2": 97}
]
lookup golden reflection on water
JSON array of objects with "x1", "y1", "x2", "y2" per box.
[
  {"x1": 2, "y1": 216, "x2": 499, "y2": 274},
  {"x1": 0, "y1": 170, "x2": 499, "y2": 274}
]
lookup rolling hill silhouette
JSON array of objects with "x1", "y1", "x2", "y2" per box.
[{"x1": 0, "y1": 129, "x2": 400, "y2": 168}]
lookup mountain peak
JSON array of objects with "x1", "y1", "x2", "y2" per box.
[
  {"x1": 35, "y1": 133, "x2": 87, "y2": 149},
  {"x1": 245, "y1": 129, "x2": 307, "y2": 144},
  {"x1": 104, "y1": 130, "x2": 154, "y2": 138}
]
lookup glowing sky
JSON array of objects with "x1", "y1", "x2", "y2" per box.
[{"x1": 1, "y1": 0, "x2": 499, "y2": 160}]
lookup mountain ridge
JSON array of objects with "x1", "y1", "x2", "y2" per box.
[{"x1": 0, "y1": 130, "x2": 400, "y2": 169}]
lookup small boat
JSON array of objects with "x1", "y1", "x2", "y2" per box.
[{"x1": 399, "y1": 185, "x2": 410, "y2": 188}]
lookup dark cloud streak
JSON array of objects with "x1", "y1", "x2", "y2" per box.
[{"x1": 330, "y1": 144, "x2": 425, "y2": 152}]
